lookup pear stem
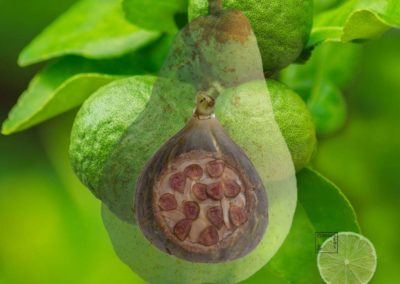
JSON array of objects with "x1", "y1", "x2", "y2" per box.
[
  {"x1": 208, "y1": 0, "x2": 222, "y2": 15},
  {"x1": 194, "y1": 81, "x2": 224, "y2": 117}
]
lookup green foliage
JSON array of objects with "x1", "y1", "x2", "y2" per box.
[
  {"x1": 18, "y1": 0, "x2": 160, "y2": 66},
  {"x1": 2, "y1": 58, "x2": 119, "y2": 135},
  {"x1": 0, "y1": 115, "x2": 146, "y2": 284},
  {"x1": 281, "y1": 43, "x2": 361, "y2": 135},
  {"x1": 2, "y1": 36, "x2": 173, "y2": 135},
  {"x1": 314, "y1": 0, "x2": 344, "y2": 14},
  {"x1": 123, "y1": 0, "x2": 188, "y2": 33},
  {"x1": 307, "y1": 80, "x2": 347, "y2": 136},
  {"x1": 5, "y1": 0, "x2": 400, "y2": 137},
  {"x1": 314, "y1": 32, "x2": 400, "y2": 282},
  {"x1": 246, "y1": 168, "x2": 359, "y2": 283},
  {"x1": 309, "y1": 0, "x2": 400, "y2": 47}
]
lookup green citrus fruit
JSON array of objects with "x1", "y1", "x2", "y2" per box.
[
  {"x1": 268, "y1": 79, "x2": 317, "y2": 171},
  {"x1": 70, "y1": 77, "x2": 315, "y2": 194},
  {"x1": 317, "y1": 232, "x2": 377, "y2": 284},
  {"x1": 188, "y1": 0, "x2": 313, "y2": 73},
  {"x1": 69, "y1": 76, "x2": 156, "y2": 195}
]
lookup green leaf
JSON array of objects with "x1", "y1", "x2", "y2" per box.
[
  {"x1": 281, "y1": 43, "x2": 360, "y2": 136},
  {"x1": 123, "y1": 0, "x2": 188, "y2": 33},
  {"x1": 314, "y1": 0, "x2": 344, "y2": 14},
  {"x1": 297, "y1": 168, "x2": 359, "y2": 231},
  {"x1": 2, "y1": 55, "x2": 143, "y2": 135},
  {"x1": 244, "y1": 168, "x2": 360, "y2": 284},
  {"x1": 3, "y1": 35, "x2": 174, "y2": 135},
  {"x1": 18, "y1": 0, "x2": 160, "y2": 67},
  {"x1": 307, "y1": 80, "x2": 347, "y2": 136},
  {"x1": 2, "y1": 60, "x2": 117, "y2": 135},
  {"x1": 309, "y1": 0, "x2": 400, "y2": 47},
  {"x1": 282, "y1": 43, "x2": 361, "y2": 93}
]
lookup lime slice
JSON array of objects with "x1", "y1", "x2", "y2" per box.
[{"x1": 317, "y1": 232, "x2": 377, "y2": 284}]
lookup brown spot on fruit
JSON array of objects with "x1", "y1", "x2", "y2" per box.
[
  {"x1": 174, "y1": 219, "x2": 192, "y2": 241},
  {"x1": 206, "y1": 182, "x2": 224, "y2": 200},
  {"x1": 159, "y1": 193, "x2": 178, "y2": 211},
  {"x1": 224, "y1": 180, "x2": 241, "y2": 198},
  {"x1": 198, "y1": 226, "x2": 219, "y2": 246},
  {"x1": 184, "y1": 164, "x2": 203, "y2": 180},
  {"x1": 206, "y1": 206, "x2": 224, "y2": 229},
  {"x1": 229, "y1": 206, "x2": 248, "y2": 227},
  {"x1": 169, "y1": 172, "x2": 186, "y2": 192},
  {"x1": 183, "y1": 201, "x2": 200, "y2": 220},
  {"x1": 206, "y1": 160, "x2": 225, "y2": 178},
  {"x1": 214, "y1": 10, "x2": 252, "y2": 44},
  {"x1": 192, "y1": 183, "x2": 208, "y2": 201}
]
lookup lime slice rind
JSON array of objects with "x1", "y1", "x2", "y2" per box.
[{"x1": 317, "y1": 232, "x2": 377, "y2": 284}]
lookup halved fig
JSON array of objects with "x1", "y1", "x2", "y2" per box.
[{"x1": 135, "y1": 116, "x2": 268, "y2": 263}]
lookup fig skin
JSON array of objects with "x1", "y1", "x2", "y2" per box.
[{"x1": 135, "y1": 115, "x2": 268, "y2": 263}]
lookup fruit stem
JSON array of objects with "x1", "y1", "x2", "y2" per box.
[
  {"x1": 208, "y1": 0, "x2": 222, "y2": 15},
  {"x1": 194, "y1": 81, "x2": 223, "y2": 117}
]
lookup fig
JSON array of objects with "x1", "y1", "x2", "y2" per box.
[{"x1": 135, "y1": 95, "x2": 268, "y2": 262}]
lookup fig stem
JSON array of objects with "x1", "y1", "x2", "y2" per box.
[
  {"x1": 194, "y1": 82, "x2": 223, "y2": 117},
  {"x1": 208, "y1": 0, "x2": 222, "y2": 15}
]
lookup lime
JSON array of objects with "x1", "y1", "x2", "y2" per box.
[
  {"x1": 317, "y1": 232, "x2": 377, "y2": 284},
  {"x1": 69, "y1": 76, "x2": 155, "y2": 196},
  {"x1": 268, "y1": 79, "x2": 317, "y2": 171},
  {"x1": 189, "y1": 0, "x2": 313, "y2": 73}
]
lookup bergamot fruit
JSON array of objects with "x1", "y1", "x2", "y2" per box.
[
  {"x1": 69, "y1": 76, "x2": 156, "y2": 194},
  {"x1": 188, "y1": 0, "x2": 314, "y2": 73},
  {"x1": 268, "y1": 79, "x2": 317, "y2": 171}
]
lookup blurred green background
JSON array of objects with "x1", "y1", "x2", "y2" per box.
[{"x1": 0, "y1": 0, "x2": 399, "y2": 283}]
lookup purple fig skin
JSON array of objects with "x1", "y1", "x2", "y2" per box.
[{"x1": 134, "y1": 115, "x2": 268, "y2": 263}]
